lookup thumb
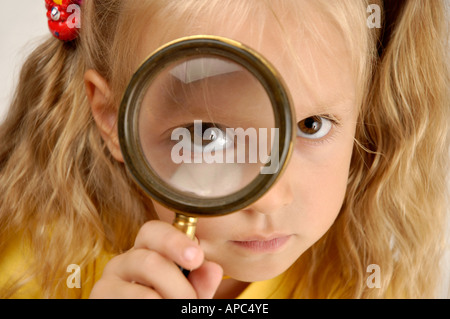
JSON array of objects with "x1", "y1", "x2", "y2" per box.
[{"x1": 188, "y1": 261, "x2": 223, "y2": 299}]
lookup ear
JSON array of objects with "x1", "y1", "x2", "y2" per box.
[{"x1": 84, "y1": 69, "x2": 124, "y2": 162}]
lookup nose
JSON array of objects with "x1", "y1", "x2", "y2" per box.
[{"x1": 247, "y1": 177, "x2": 294, "y2": 215}]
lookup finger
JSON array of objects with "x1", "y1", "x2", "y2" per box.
[
  {"x1": 189, "y1": 261, "x2": 223, "y2": 299},
  {"x1": 90, "y1": 279, "x2": 162, "y2": 299},
  {"x1": 134, "y1": 220, "x2": 204, "y2": 271},
  {"x1": 103, "y1": 248, "x2": 198, "y2": 299}
]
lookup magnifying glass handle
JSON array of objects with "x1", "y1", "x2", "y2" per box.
[
  {"x1": 173, "y1": 214, "x2": 197, "y2": 240},
  {"x1": 173, "y1": 214, "x2": 198, "y2": 277}
]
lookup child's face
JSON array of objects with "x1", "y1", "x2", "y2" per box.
[{"x1": 138, "y1": 3, "x2": 358, "y2": 282}]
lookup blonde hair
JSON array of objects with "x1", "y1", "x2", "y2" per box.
[{"x1": 0, "y1": 0, "x2": 448, "y2": 298}]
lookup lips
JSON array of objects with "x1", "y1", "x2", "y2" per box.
[{"x1": 230, "y1": 235, "x2": 291, "y2": 253}]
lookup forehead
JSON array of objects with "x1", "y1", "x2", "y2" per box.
[{"x1": 136, "y1": 1, "x2": 357, "y2": 117}]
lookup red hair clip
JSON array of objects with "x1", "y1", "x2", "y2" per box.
[{"x1": 45, "y1": 0, "x2": 82, "y2": 41}]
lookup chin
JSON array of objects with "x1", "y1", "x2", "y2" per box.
[{"x1": 222, "y1": 259, "x2": 293, "y2": 282}]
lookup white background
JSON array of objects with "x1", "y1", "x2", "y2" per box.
[
  {"x1": 0, "y1": 0, "x2": 48, "y2": 122},
  {"x1": 0, "y1": 0, "x2": 448, "y2": 298}
]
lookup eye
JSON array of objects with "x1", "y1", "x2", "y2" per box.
[
  {"x1": 297, "y1": 116, "x2": 333, "y2": 140},
  {"x1": 187, "y1": 122, "x2": 233, "y2": 153}
]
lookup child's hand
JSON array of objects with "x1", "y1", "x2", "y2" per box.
[{"x1": 89, "y1": 220, "x2": 223, "y2": 299}]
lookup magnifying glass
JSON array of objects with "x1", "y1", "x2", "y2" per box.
[{"x1": 118, "y1": 35, "x2": 295, "y2": 248}]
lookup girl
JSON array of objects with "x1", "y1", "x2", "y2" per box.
[{"x1": 0, "y1": 0, "x2": 448, "y2": 298}]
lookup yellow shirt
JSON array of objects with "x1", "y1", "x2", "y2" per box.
[
  {"x1": 237, "y1": 271, "x2": 297, "y2": 299},
  {"x1": 0, "y1": 235, "x2": 294, "y2": 299}
]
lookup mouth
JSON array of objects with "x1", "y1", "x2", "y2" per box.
[{"x1": 230, "y1": 235, "x2": 291, "y2": 254}]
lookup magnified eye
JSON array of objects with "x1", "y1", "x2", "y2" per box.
[
  {"x1": 297, "y1": 116, "x2": 333, "y2": 140},
  {"x1": 187, "y1": 122, "x2": 233, "y2": 153}
]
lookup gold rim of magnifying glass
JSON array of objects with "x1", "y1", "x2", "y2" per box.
[{"x1": 118, "y1": 35, "x2": 295, "y2": 217}]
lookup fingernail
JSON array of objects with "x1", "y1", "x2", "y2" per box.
[{"x1": 183, "y1": 247, "x2": 198, "y2": 262}]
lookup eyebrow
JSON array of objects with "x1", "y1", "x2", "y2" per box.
[
  {"x1": 148, "y1": 68, "x2": 257, "y2": 124},
  {"x1": 162, "y1": 65, "x2": 257, "y2": 104},
  {"x1": 169, "y1": 58, "x2": 243, "y2": 84},
  {"x1": 295, "y1": 96, "x2": 356, "y2": 121}
]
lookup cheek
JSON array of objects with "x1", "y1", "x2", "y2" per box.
[
  {"x1": 194, "y1": 213, "x2": 236, "y2": 243},
  {"x1": 153, "y1": 201, "x2": 234, "y2": 241},
  {"x1": 153, "y1": 202, "x2": 175, "y2": 223},
  {"x1": 293, "y1": 135, "x2": 355, "y2": 236},
  {"x1": 297, "y1": 165, "x2": 348, "y2": 237}
]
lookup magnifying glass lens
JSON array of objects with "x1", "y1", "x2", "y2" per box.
[{"x1": 138, "y1": 55, "x2": 276, "y2": 199}]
